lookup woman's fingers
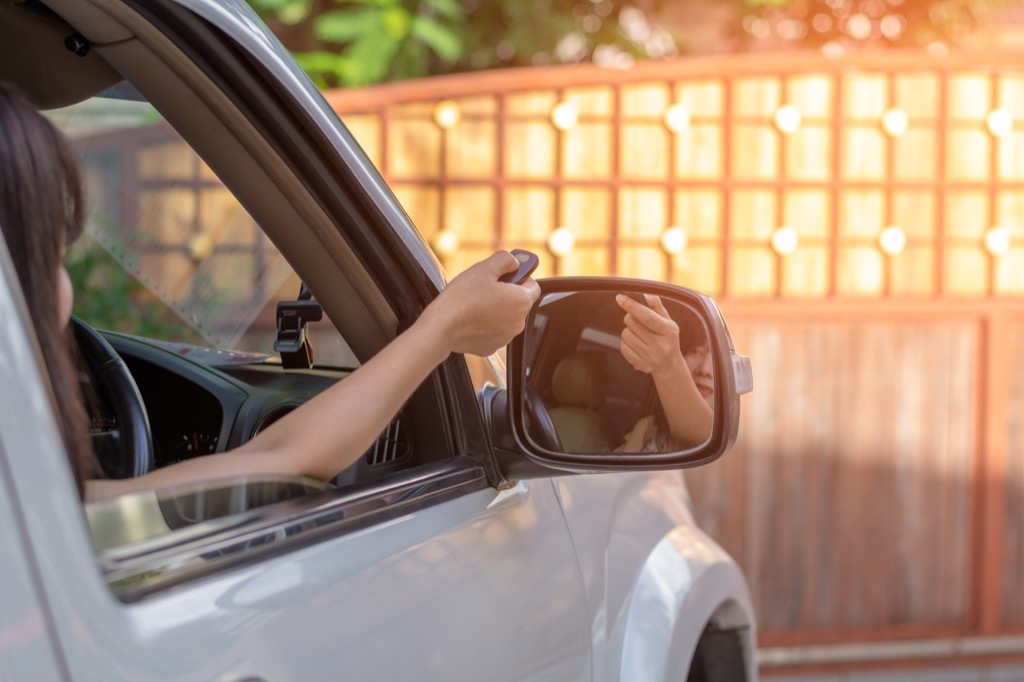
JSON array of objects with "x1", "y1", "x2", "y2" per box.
[
  {"x1": 621, "y1": 327, "x2": 668, "y2": 374},
  {"x1": 618, "y1": 292, "x2": 684, "y2": 376},
  {"x1": 623, "y1": 310, "x2": 676, "y2": 354},
  {"x1": 487, "y1": 249, "x2": 523, "y2": 277},
  {"x1": 619, "y1": 294, "x2": 677, "y2": 336},
  {"x1": 619, "y1": 337, "x2": 645, "y2": 372},
  {"x1": 646, "y1": 294, "x2": 670, "y2": 317},
  {"x1": 427, "y1": 251, "x2": 541, "y2": 356}
]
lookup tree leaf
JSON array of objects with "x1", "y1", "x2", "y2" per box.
[
  {"x1": 380, "y1": 6, "x2": 412, "y2": 39},
  {"x1": 248, "y1": 0, "x2": 291, "y2": 12},
  {"x1": 247, "y1": 0, "x2": 312, "y2": 24},
  {"x1": 277, "y1": 0, "x2": 312, "y2": 25},
  {"x1": 410, "y1": 16, "x2": 462, "y2": 61},
  {"x1": 314, "y1": 8, "x2": 382, "y2": 44},
  {"x1": 345, "y1": 0, "x2": 396, "y2": 8},
  {"x1": 341, "y1": 34, "x2": 399, "y2": 85},
  {"x1": 293, "y1": 51, "x2": 350, "y2": 88},
  {"x1": 390, "y1": 39, "x2": 429, "y2": 80},
  {"x1": 423, "y1": 0, "x2": 463, "y2": 21}
]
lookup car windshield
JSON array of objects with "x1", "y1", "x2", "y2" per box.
[{"x1": 46, "y1": 85, "x2": 333, "y2": 358}]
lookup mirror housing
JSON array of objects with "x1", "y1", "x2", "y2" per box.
[{"x1": 496, "y1": 277, "x2": 751, "y2": 479}]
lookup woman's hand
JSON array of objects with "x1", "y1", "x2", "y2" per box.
[
  {"x1": 615, "y1": 293, "x2": 714, "y2": 448},
  {"x1": 616, "y1": 414, "x2": 657, "y2": 452},
  {"x1": 616, "y1": 293, "x2": 683, "y2": 379},
  {"x1": 421, "y1": 251, "x2": 541, "y2": 357}
]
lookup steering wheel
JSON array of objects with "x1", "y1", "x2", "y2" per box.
[
  {"x1": 70, "y1": 316, "x2": 154, "y2": 478},
  {"x1": 524, "y1": 383, "x2": 563, "y2": 451}
]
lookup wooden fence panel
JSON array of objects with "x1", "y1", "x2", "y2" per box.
[
  {"x1": 1002, "y1": 323, "x2": 1024, "y2": 626},
  {"x1": 686, "y1": 320, "x2": 978, "y2": 638}
]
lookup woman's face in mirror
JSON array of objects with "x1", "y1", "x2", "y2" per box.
[{"x1": 683, "y1": 343, "x2": 714, "y2": 408}]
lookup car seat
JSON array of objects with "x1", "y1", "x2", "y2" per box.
[{"x1": 548, "y1": 351, "x2": 615, "y2": 453}]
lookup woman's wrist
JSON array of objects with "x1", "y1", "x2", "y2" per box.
[
  {"x1": 650, "y1": 349, "x2": 685, "y2": 381},
  {"x1": 409, "y1": 299, "x2": 458, "y2": 365}
]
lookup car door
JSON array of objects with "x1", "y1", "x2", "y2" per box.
[
  {"x1": 0, "y1": 447, "x2": 66, "y2": 681},
  {"x1": 0, "y1": 0, "x2": 592, "y2": 679},
  {"x1": 76, "y1": 476, "x2": 590, "y2": 681},
  {"x1": 3, "y1": 109, "x2": 592, "y2": 677},
  {"x1": 12, "y1": 436, "x2": 591, "y2": 680}
]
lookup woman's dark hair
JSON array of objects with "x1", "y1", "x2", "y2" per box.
[
  {"x1": 668, "y1": 301, "x2": 707, "y2": 353},
  {"x1": 0, "y1": 83, "x2": 96, "y2": 497}
]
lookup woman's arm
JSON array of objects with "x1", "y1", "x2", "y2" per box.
[
  {"x1": 87, "y1": 252, "x2": 539, "y2": 501},
  {"x1": 616, "y1": 294, "x2": 713, "y2": 448}
]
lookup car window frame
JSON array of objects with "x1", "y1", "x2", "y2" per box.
[
  {"x1": 90, "y1": 458, "x2": 488, "y2": 602},
  {"x1": 19, "y1": 0, "x2": 504, "y2": 600}
]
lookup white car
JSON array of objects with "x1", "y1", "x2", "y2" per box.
[{"x1": 0, "y1": 1, "x2": 756, "y2": 680}]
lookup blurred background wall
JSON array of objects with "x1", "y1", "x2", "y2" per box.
[{"x1": 321, "y1": 48, "x2": 1024, "y2": 650}]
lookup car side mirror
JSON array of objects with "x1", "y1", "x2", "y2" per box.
[{"x1": 502, "y1": 278, "x2": 751, "y2": 476}]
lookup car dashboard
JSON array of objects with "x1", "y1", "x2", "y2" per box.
[{"x1": 98, "y1": 331, "x2": 432, "y2": 487}]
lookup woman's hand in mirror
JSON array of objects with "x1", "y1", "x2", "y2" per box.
[
  {"x1": 615, "y1": 292, "x2": 714, "y2": 449},
  {"x1": 617, "y1": 414, "x2": 658, "y2": 452},
  {"x1": 616, "y1": 293, "x2": 684, "y2": 379}
]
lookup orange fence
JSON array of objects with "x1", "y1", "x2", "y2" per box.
[
  {"x1": 324, "y1": 51, "x2": 1024, "y2": 648},
  {"x1": 327, "y1": 50, "x2": 1024, "y2": 298}
]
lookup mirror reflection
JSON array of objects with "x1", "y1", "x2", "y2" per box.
[{"x1": 523, "y1": 291, "x2": 715, "y2": 455}]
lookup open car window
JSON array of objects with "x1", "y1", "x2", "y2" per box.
[
  {"x1": 48, "y1": 90, "x2": 358, "y2": 367},
  {"x1": 46, "y1": 87, "x2": 469, "y2": 599},
  {"x1": 85, "y1": 460, "x2": 486, "y2": 601}
]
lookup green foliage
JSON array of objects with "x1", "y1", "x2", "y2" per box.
[
  {"x1": 251, "y1": 0, "x2": 466, "y2": 87},
  {"x1": 410, "y1": 15, "x2": 461, "y2": 61},
  {"x1": 67, "y1": 242, "x2": 200, "y2": 344},
  {"x1": 249, "y1": 0, "x2": 314, "y2": 24},
  {"x1": 248, "y1": 0, "x2": 1015, "y2": 89},
  {"x1": 247, "y1": 0, "x2": 675, "y2": 88}
]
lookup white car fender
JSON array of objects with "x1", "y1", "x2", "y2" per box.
[{"x1": 611, "y1": 523, "x2": 757, "y2": 682}]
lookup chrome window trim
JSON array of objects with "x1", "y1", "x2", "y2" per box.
[{"x1": 101, "y1": 458, "x2": 487, "y2": 602}]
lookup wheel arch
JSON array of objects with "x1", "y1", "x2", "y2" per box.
[{"x1": 613, "y1": 525, "x2": 757, "y2": 682}]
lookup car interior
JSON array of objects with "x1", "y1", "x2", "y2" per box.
[
  {"x1": 0, "y1": 0, "x2": 465, "y2": 529},
  {"x1": 545, "y1": 351, "x2": 617, "y2": 453}
]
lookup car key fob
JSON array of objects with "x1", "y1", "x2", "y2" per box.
[{"x1": 499, "y1": 249, "x2": 539, "y2": 285}]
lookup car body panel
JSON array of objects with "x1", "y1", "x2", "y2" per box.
[
  {"x1": 14, "y1": 419, "x2": 591, "y2": 679},
  {"x1": 0, "y1": 457, "x2": 66, "y2": 682},
  {"x1": 615, "y1": 530, "x2": 756, "y2": 682},
  {"x1": 554, "y1": 472, "x2": 756, "y2": 680},
  {"x1": 0, "y1": 259, "x2": 588, "y2": 679},
  {"x1": 0, "y1": 240, "x2": 85, "y2": 682}
]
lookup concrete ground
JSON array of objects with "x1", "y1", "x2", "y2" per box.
[{"x1": 761, "y1": 664, "x2": 1024, "y2": 682}]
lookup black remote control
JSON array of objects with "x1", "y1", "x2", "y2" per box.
[{"x1": 499, "y1": 249, "x2": 539, "y2": 284}]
